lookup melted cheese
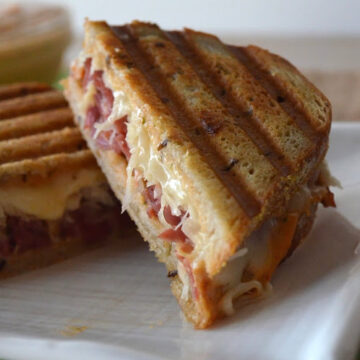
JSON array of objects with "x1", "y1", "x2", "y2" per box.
[
  {"x1": 80, "y1": 81, "x2": 97, "y2": 116},
  {"x1": 83, "y1": 71, "x2": 210, "y2": 303},
  {"x1": 288, "y1": 161, "x2": 339, "y2": 213},
  {"x1": 95, "y1": 73, "x2": 200, "y2": 240},
  {"x1": 79, "y1": 63, "x2": 186, "y2": 218},
  {"x1": 214, "y1": 246, "x2": 263, "y2": 315},
  {"x1": 214, "y1": 247, "x2": 249, "y2": 290},
  {"x1": 319, "y1": 160, "x2": 342, "y2": 188},
  {"x1": 78, "y1": 62, "x2": 203, "y2": 246},
  {"x1": 93, "y1": 90, "x2": 131, "y2": 138},
  {"x1": 83, "y1": 66, "x2": 336, "y2": 314},
  {"x1": 125, "y1": 103, "x2": 207, "y2": 253},
  {"x1": 0, "y1": 168, "x2": 105, "y2": 220},
  {"x1": 89, "y1": 71, "x2": 282, "y2": 311},
  {"x1": 177, "y1": 260, "x2": 191, "y2": 300},
  {"x1": 220, "y1": 281, "x2": 263, "y2": 315},
  {"x1": 126, "y1": 110, "x2": 188, "y2": 218},
  {"x1": 214, "y1": 166, "x2": 337, "y2": 316},
  {"x1": 214, "y1": 214, "x2": 297, "y2": 315}
]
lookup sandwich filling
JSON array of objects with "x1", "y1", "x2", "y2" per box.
[
  {"x1": 0, "y1": 169, "x2": 122, "y2": 270},
  {"x1": 72, "y1": 56, "x2": 336, "y2": 315}
]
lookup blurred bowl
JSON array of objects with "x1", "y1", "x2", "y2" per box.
[{"x1": 0, "y1": 3, "x2": 71, "y2": 84}]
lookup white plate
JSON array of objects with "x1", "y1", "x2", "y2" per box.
[{"x1": 0, "y1": 123, "x2": 359, "y2": 360}]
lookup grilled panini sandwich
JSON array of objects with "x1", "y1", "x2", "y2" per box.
[
  {"x1": 64, "y1": 20, "x2": 337, "y2": 328},
  {"x1": 0, "y1": 82, "x2": 127, "y2": 278}
]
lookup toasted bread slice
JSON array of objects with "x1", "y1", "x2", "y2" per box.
[
  {"x1": 0, "y1": 83, "x2": 128, "y2": 278},
  {"x1": 64, "y1": 21, "x2": 335, "y2": 328}
]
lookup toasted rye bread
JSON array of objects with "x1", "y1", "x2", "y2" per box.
[
  {"x1": 0, "y1": 83, "x2": 124, "y2": 278},
  {"x1": 0, "y1": 83, "x2": 99, "y2": 185},
  {"x1": 64, "y1": 21, "x2": 333, "y2": 328}
]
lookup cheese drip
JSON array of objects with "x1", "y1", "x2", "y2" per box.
[{"x1": 0, "y1": 168, "x2": 105, "y2": 221}]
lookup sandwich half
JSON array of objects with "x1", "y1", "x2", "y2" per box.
[
  {"x1": 0, "y1": 82, "x2": 128, "y2": 278},
  {"x1": 64, "y1": 20, "x2": 337, "y2": 328}
]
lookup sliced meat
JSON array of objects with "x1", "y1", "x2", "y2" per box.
[
  {"x1": 5, "y1": 216, "x2": 51, "y2": 255},
  {"x1": 143, "y1": 184, "x2": 162, "y2": 218},
  {"x1": 0, "y1": 196, "x2": 124, "y2": 259},
  {"x1": 82, "y1": 58, "x2": 93, "y2": 89},
  {"x1": 82, "y1": 60, "x2": 130, "y2": 160},
  {"x1": 321, "y1": 187, "x2": 336, "y2": 207},
  {"x1": 160, "y1": 228, "x2": 193, "y2": 253},
  {"x1": 61, "y1": 203, "x2": 113, "y2": 244},
  {"x1": 93, "y1": 70, "x2": 114, "y2": 120},
  {"x1": 84, "y1": 105, "x2": 101, "y2": 130},
  {"x1": 112, "y1": 117, "x2": 131, "y2": 159},
  {"x1": 95, "y1": 130, "x2": 113, "y2": 150},
  {"x1": 0, "y1": 231, "x2": 11, "y2": 257},
  {"x1": 143, "y1": 183, "x2": 193, "y2": 252},
  {"x1": 177, "y1": 253, "x2": 199, "y2": 299},
  {"x1": 159, "y1": 227, "x2": 187, "y2": 243},
  {"x1": 163, "y1": 205, "x2": 184, "y2": 227}
]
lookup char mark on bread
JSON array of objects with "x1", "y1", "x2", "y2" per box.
[
  {"x1": 63, "y1": 20, "x2": 335, "y2": 328},
  {"x1": 0, "y1": 83, "x2": 51, "y2": 101},
  {"x1": 228, "y1": 46, "x2": 325, "y2": 143},
  {"x1": 0, "y1": 85, "x2": 95, "y2": 184},
  {"x1": 0, "y1": 91, "x2": 68, "y2": 120},
  {"x1": 0, "y1": 82, "x2": 125, "y2": 279},
  {"x1": 165, "y1": 31, "x2": 292, "y2": 176},
  {"x1": 111, "y1": 25, "x2": 261, "y2": 218}
]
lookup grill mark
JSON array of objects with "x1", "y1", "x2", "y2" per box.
[
  {"x1": 0, "y1": 91, "x2": 68, "y2": 121},
  {"x1": 167, "y1": 31, "x2": 291, "y2": 177},
  {"x1": 0, "y1": 108, "x2": 74, "y2": 141},
  {"x1": 0, "y1": 149, "x2": 97, "y2": 186},
  {"x1": 111, "y1": 25, "x2": 261, "y2": 218},
  {"x1": 0, "y1": 85, "x2": 91, "y2": 183},
  {"x1": 0, "y1": 83, "x2": 51, "y2": 101},
  {"x1": 0, "y1": 128, "x2": 86, "y2": 165},
  {"x1": 229, "y1": 46, "x2": 318, "y2": 143}
]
